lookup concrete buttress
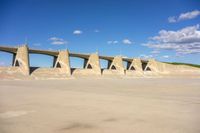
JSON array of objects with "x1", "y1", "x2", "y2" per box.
[
  {"x1": 109, "y1": 56, "x2": 125, "y2": 75},
  {"x1": 145, "y1": 59, "x2": 164, "y2": 72},
  {"x1": 84, "y1": 53, "x2": 101, "y2": 75},
  {"x1": 128, "y1": 58, "x2": 143, "y2": 72},
  {"x1": 13, "y1": 45, "x2": 30, "y2": 75},
  {"x1": 54, "y1": 50, "x2": 71, "y2": 76}
]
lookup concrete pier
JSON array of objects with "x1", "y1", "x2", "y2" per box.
[
  {"x1": 103, "y1": 56, "x2": 125, "y2": 75},
  {"x1": 126, "y1": 58, "x2": 143, "y2": 76},
  {"x1": 72, "y1": 53, "x2": 101, "y2": 76},
  {"x1": 84, "y1": 53, "x2": 101, "y2": 75},
  {"x1": 0, "y1": 45, "x2": 200, "y2": 78},
  {"x1": 54, "y1": 50, "x2": 71, "y2": 76},
  {"x1": 13, "y1": 45, "x2": 30, "y2": 75}
]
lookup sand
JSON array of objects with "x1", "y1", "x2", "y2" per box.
[{"x1": 0, "y1": 77, "x2": 200, "y2": 133}]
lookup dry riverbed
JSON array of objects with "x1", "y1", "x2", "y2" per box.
[{"x1": 0, "y1": 78, "x2": 200, "y2": 133}]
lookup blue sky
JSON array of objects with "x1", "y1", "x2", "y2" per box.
[{"x1": 0, "y1": 0, "x2": 200, "y2": 67}]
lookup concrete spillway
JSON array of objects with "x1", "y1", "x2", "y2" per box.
[{"x1": 0, "y1": 45, "x2": 200, "y2": 79}]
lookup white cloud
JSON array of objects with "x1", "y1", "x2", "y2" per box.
[
  {"x1": 122, "y1": 39, "x2": 132, "y2": 44},
  {"x1": 49, "y1": 37, "x2": 67, "y2": 45},
  {"x1": 150, "y1": 50, "x2": 160, "y2": 54},
  {"x1": 179, "y1": 10, "x2": 200, "y2": 21},
  {"x1": 162, "y1": 55, "x2": 170, "y2": 58},
  {"x1": 49, "y1": 37, "x2": 63, "y2": 41},
  {"x1": 94, "y1": 29, "x2": 99, "y2": 33},
  {"x1": 168, "y1": 10, "x2": 200, "y2": 23},
  {"x1": 107, "y1": 41, "x2": 112, "y2": 44},
  {"x1": 107, "y1": 40, "x2": 118, "y2": 44},
  {"x1": 113, "y1": 40, "x2": 118, "y2": 44},
  {"x1": 168, "y1": 16, "x2": 176, "y2": 23},
  {"x1": 108, "y1": 39, "x2": 133, "y2": 45},
  {"x1": 73, "y1": 30, "x2": 83, "y2": 35},
  {"x1": 51, "y1": 41, "x2": 67, "y2": 45},
  {"x1": 139, "y1": 54, "x2": 153, "y2": 59},
  {"x1": 143, "y1": 24, "x2": 200, "y2": 54}
]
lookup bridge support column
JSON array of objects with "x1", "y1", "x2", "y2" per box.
[
  {"x1": 84, "y1": 53, "x2": 101, "y2": 75},
  {"x1": 144, "y1": 59, "x2": 157, "y2": 71},
  {"x1": 109, "y1": 56, "x2": 125, "y2": 75},
  {"x1": 13, "y1": 45, "x2": 30, "y2": 75},
  {"x1": 125, "y1": 58, "x2": 143, "y2": 76},
  {"x1": 128, "y1": 59, "x2": 143, "y2": 72},
  {"x1": 54, "y1": 50, "x2": 71, "y2": 76}
]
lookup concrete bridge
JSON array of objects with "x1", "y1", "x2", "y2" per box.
[{"x1": 0, "y1": 45, "x2": 154, "y2": 76}]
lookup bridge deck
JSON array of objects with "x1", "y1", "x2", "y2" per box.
[
  {"x1": 69, "y1": 53, "x2": 90, "y2": 59},
  {"x1": 0, "y1": 46, "x2": 17, "y2": 53},
  {"x1": 29, "y1": 49, "x2": 58, "y2": 56},
  {"x1": 0, "y1": 45, "x2": 148, "y2": 62}
]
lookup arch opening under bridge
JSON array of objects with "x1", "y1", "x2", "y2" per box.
[
  {"x1": 69, "y1": 56, "x2": 85, "y2": 74},
  {"x1": 0, "y1": 51, "x2": 14, "y2": 67},
  {"x1": 29, "y1": 53, "x2": 55, "y2": 73},
  {"x1": 142, "y1": 61, "x2": 151, "y2": 71}
]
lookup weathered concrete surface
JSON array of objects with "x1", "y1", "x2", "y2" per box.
[
  {"x1": 72, "y1": 53, "x2": 101, "y2": 76},
  {"x1": 146, "y1": 59, "x2": 200, "y2": 76},
  {"x1": 125, "y1": 70, "x2": 143, "y2": 77},
  {"x1": 0, "y1": 67, "x2": 23, "y2": 79},
  {"x1": 30, "y1": 50, "x2": 71, "y2": 78},
  {"x1": 53, "y1": 50, "x2": 71, "y2": 76},
  {"x1": 0, "y1": 45, "x2": 30, "y2": 78},
  {"x1": 13, "y1": 45, "x2": 30, "y2": 75},
  {"x1": 85, "y1": 53, "x2": 101, "y2": 74},
  {"x1": 103, "y1": 56, "x2": 125, "y2": 75},
  {"x1": 72, "y1": 69, "x2": 101, "y2": 76},
  {"x1": 30, "y1": 68, "x2": 70, "y2": 79},
  {"x1": 0, "y1": 45, "x2": 200, "y2": 78},
  {"x1": 126, "y1": 58, "x2": 143, "y2": 76}
]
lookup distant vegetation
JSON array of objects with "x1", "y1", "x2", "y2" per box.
[{"x1": 164, "y1": 62, "x2": 200, "y2": 68}]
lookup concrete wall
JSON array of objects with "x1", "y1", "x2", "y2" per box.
[
  {"x1": 0, "y1": 45, "x2": 29, "y2": 77},
  {"x1": 29, "y1": 51, "x2": 71, "y2": 78},
  {"x1": 30, "y1": 68, "x2": 70, "y2": 79},
  {"x1": 54, "y1": 50, "x2": 71, "y2": 76},
  {"x1": 103, "y1": 56, "x2": 125, "y2": 75},
  {"x1": 145, "y1": 59, "x2": 200, "y2": 76},
  {"x1": 0, "y1": 45, "x2": 200, "y2": 78},
  {"x1": 13, "y1": 45, "x2": 30, "y2": 75},
  {"x1": 125, "y1": 58, "x2": 143, "y2": 76},
  {"x1": 72, "y1": 53, "x2": 101, "y2": 76}
]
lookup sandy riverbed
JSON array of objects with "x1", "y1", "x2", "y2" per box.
[{"x1": 0, "y1": 77, "x2": 200, "y2": 133}]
